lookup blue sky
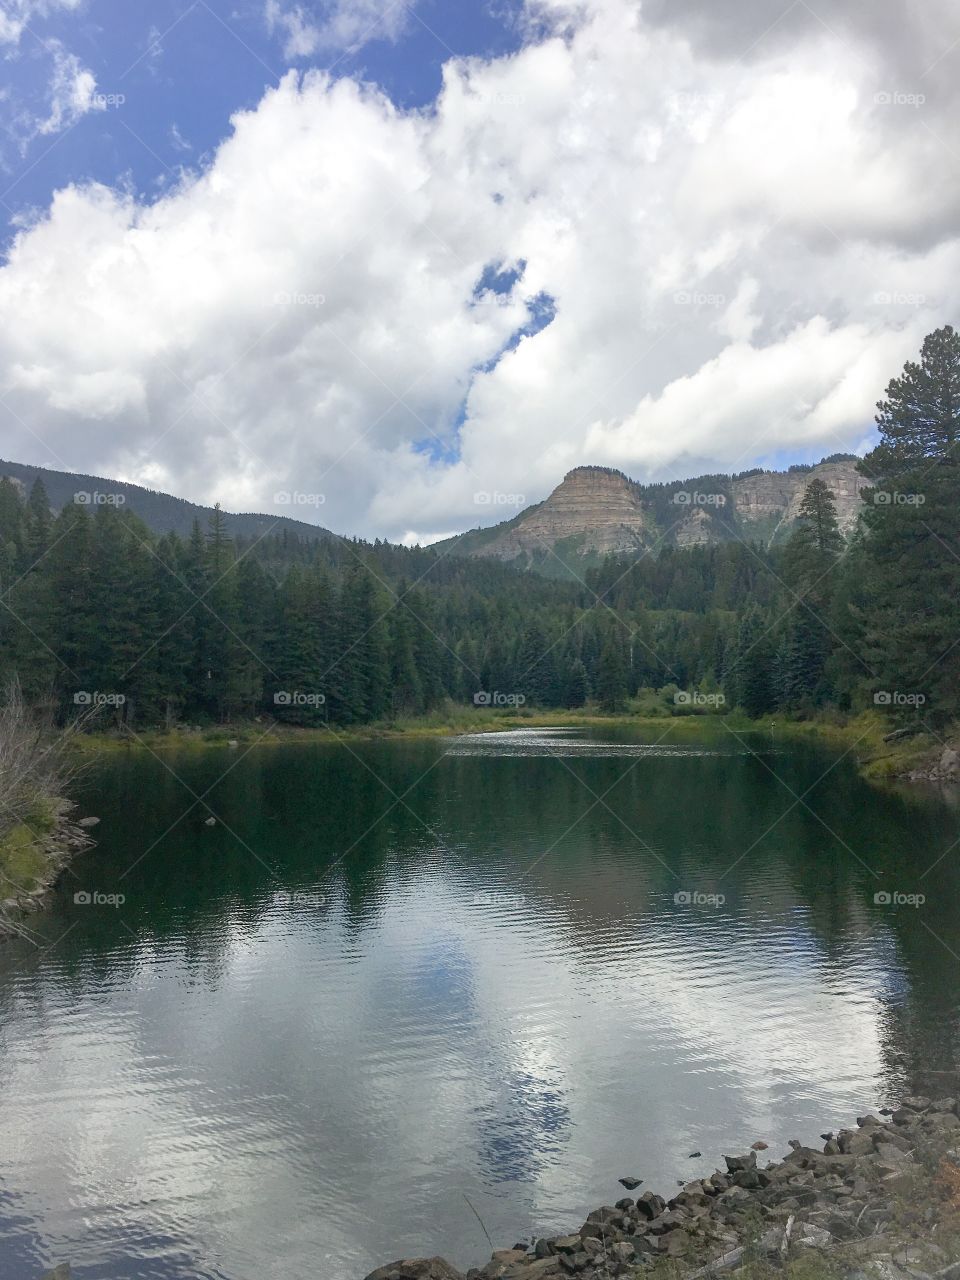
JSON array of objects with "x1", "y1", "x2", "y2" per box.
[
  {"x1": 0, "y1": 0, "x2": 524, "y2": 241},
  {"x1": 0, "y1": 0, "x2": 953, "y2": 541}
]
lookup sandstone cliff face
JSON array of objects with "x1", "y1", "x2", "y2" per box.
[
  {"x1": 473, "y1": 467, "x2": 648, "y2": 562},
  {"x1": 464, "y1": 459, "x2": 866, "y2": 564},
  {"x1": 733, "y1": 460, "x2": 869, "y2": 539},
  {"x1": 673, "y1": 506, "x2": 716, "y2": 548}
]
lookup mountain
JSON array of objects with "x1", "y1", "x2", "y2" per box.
[
  {"x1": 438, "y1": 457, "x2": 868, "y2": 573},
  {"x1": 1, "y1": 453, "x2": 867, "y2": 570},
  {"x1": 0, "y1": 459, "x2": 336, "y2": 545}
]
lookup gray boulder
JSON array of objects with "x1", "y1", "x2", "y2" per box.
[
  {"x1": 363, "y1": 1259, "x2": 465, "y2": 1280},
  {"x1": 724, "y1": 1151, "x2": 757, "y2": 1173}
]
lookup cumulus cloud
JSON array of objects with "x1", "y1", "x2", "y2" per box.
[{"x1": 1, "y1": 0, "x2": 959, "y2": 540}]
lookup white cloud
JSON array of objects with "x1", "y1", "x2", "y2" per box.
[
  {"x1": 264, "y1": 0, "x2": 413, "y2": 59},
  {"x1": 1, "y1": 0, "x2": 959, "y2": 540},
  {"x1": 0, "y1": 0, "x2": 82, "y2": 46},
  {"x1": 26, "y1": 38, "x2": 102, "y2": 141},
  {"x1": 1, "y1": 1, "x2": 101, "y2": 153},
  {"x1": 169, "y1": 123, "x2": 192, "y2": 153}
]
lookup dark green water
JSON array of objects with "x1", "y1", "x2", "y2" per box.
[{"x1": 1, "y1": 725, "x2": 959, "y2": 1280}]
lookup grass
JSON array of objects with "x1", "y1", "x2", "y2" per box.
[
  {"x1": 74, "y1": 703, "x2": 755, "y2": 755},
  {"x1": 0, "y1": 681, "x2": 92, "y2": 907},
  {"x1": 745, "y1": 709, "x2": 948, "y2": 783},
  {"x1": 69, "y1": 698, "x2": 956, "y2": 791},
  {"x1": 0, "y1": 801, "x2": 56, "y2": 898}
]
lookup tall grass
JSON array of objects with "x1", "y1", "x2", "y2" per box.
[{"x1": 0, "y1": 679, "x2": 90, "y2": 844}]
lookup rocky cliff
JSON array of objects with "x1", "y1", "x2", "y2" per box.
[
  {"x1": 470, "y1": 467, "x2": 649, "y2": 564},
  {"x1": 732, "y1": 460, "x2": 869, "y2": 541},
  {"x1": 441, "y1": 458, "x2": 866, "y2": 569}
]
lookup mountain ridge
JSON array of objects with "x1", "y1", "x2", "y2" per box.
[
  {"x1": 437, "y1": 455, "x2": 867, "y2": 574},
  {"x1": 1, "y1": 454, "x2": 867, "y2": 567},
  {"x1": 0, "y1": 458, "x2": 336, "y2": 546}
]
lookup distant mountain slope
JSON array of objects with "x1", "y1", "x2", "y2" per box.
[
  {"x1": 437, "y1": 456, "x2": 867, "y2": 574},
  {"x1": 0, "y1": 459, "x2": 336, "y2": 545}
]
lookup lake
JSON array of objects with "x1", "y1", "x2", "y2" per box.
[{"x1": 0, "y1": 724, "x2": 958, "y2": 1279}]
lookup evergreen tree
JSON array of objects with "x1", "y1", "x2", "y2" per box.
[
  {"x1": 777, "y1": 479, "x2": 844, "y2": 708},
  {"x1": 329, "y1": 563, "x2": 390, "y2": 723},
  {"x1": 728, "y1": 605, "x2": 775, "y2": 717},
  {"x1": 274, "y1": 565, "x2": 333, "y2": 722},
  {"x1": 406, "y1": 588, "x2": 446, "y2": 710},
  {"x1": 857, "y1": 326, "x2": 960, "y2": 720},
  {"x1": 0, "y1": 478, "x2": 23, "y2": 582},
  {"x1": 595, "y1": 634, "x2": 628, "y2": 712},
  {"x1": 387, "y1": 596, "x2": 423, "y2": 716},
  {"x1": 23, "y1": 477, "x2": 53, "y2": 569},
  {"x1": 152, "y1": 532, "x2": 193, "y2": 727},
  {"x1": 779, "y1": 610, "x2": 828, "y2": 709},
  {"x1": 565, "y1": 658, "x2": 589, "y2": 708},
  {"x1": 867, "y1": 325, "x2": 960, "y2": 475},
  {"x1": 516, "y1": 624, "x2": 556, "y2": 705},
  {"x1": 783, "y1": 478, "x2": 844, "y2": 598}
]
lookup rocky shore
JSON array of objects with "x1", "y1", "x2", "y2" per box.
[
  {"x1": 365, "y1": 1096, "x2": 960, "y2": 1280},
  {"x1": 901, "y1": 744, "x2": 960, "y2": 786}
]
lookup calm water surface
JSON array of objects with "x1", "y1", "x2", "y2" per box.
[{"x1": 1, "y1": 725, "x2": 959, "y2": 1279}]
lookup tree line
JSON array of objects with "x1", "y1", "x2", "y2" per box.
[{"x1": 0, "y1": 326, "x2": 957, "y2": 729}]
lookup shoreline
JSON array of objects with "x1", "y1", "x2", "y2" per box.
[
  {"x1": 70, "y1": 707, "x2": 958, "y2": 790},
  {"x1": 365, "y1": 1095, "x2": 960, "y2": 1280},
  {"x1": 8, "y1": 705, "x2": 952, "y2": 940},
  {"x1": 0, "y1": 798, "x2": 95, "y2": 940},
  {"x1": 11, "y1": 713, "x2": 960, "y2": 1276}
]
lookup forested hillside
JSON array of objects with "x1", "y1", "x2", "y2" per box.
[
  {"x1": 0, "y1": 459, "x2": 336, "y2": 545},
  {"x1": 0, "y1": 327, "x2": 957, "y2": 732}
]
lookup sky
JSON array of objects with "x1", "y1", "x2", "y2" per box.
[{"x1": 0, "y1": 0, "x2": 958, "y2": 544}]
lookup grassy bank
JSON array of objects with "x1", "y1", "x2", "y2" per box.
[
  {"x1": 744, "y1": 709, "x2": 950, "y2": 783},
  {"x1": 0, "y1": 797, "x2": 59, "y2": 899},
  {"x1": 0, "y1": 683, "x2": 93, "y2": 921},
  {"x1": 73, "y1": 704, "x2": 765, "y2": 754},
  {"x1": 69, "y1": 701, "x2": 955, "y2": 791}
]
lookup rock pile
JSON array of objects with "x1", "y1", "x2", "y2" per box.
[
  {"x1": 364, "y1": 1096, "x2": 960, "y2": 1280},
  {"x1": 905, "y1": 745, "x2": 960, "y2": 784}
]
